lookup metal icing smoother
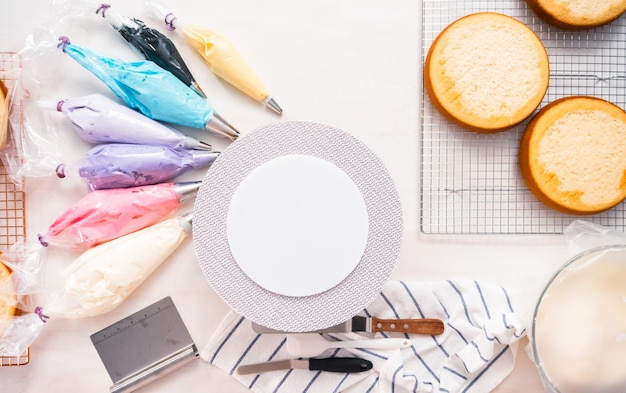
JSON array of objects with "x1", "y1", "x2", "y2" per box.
[{"x1": 90, "y1": 296, "x2": 198, "y2": 393}]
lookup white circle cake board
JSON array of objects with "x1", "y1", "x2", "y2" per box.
[{"x1": 226, "y1": 154, "x2": 369, "y2": 297}]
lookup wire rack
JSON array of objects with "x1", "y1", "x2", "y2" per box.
[
  {"x1": 420, "y1": 1, "x2": 626, "y2": 234},
  {"x1": 0, "y1": 51, "x2": 29, "y2": 366}
]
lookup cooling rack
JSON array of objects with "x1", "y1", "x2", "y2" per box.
[
  {"x1": 0, "y1": 51, "x2": 29, "y2": 366},
  {"x1": 420, "y1": 1, "x2": 626, "y2": 234}
]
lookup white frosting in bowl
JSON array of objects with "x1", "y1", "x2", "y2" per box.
[{"x1": 532, "y1": 245, "x2": 626, "y2": 393}]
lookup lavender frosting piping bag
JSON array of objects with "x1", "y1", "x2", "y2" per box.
[
  {"x1": 56, "y1": 36, "x2": 239, "y2": 140},
  {"x1": 56, "y1": 143, "x2": 219, "y2": 190},
  {"x1": 96, "y1": 3, "x2": 206, "y2": 98},
  {"x1": 55, "y1": 94, "x2": 212, "y2": 150}
]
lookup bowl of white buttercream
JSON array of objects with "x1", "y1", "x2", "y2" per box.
[{"x1": 530, "y1": 244, "x2": 626, "y2": 393}]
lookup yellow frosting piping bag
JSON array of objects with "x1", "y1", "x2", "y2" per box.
[{"x1": 145, "y1": 0, "x2": 283, "y2": 115}]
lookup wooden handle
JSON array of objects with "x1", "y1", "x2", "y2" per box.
[{"x1": 370, "y1": 317, "x2": 445, "y2": 335}]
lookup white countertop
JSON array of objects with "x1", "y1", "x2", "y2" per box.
[{"x1": 1, "y1": 0, "x2": 572, "y2": 391}]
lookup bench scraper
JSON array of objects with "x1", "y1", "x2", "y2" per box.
[{"x1": 90, "y1": 296, "x2": 198, "y2": 393}]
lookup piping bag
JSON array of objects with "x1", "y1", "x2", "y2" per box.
[
  {"x1": 56, "y1": 36, "x2": 239, "y2": 140},
  {"x1": 44, "y1": 212, "x2": 194, "y2": 318},
  {"x1": 49, "y1": 93, "x2": 212, "y2": 150},
  {"x1": 39, "y1": 181, "x2": 200, "y2": 250},
  {"x1": 145, "y1": 0, "x2": 283, "y2": 115},
  {"x1": 95, "y1": 3, "x2": 207, "y2": 98},
  {"x1": 55, "y1": 142, "x2": 219, "y2": 190}
]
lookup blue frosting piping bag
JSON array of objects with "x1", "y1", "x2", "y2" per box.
[{"x1": 57, "y1": 36, "x2": 239, "y2": 140}]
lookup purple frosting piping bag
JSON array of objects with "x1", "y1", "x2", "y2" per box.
[
  {"x1": 56, "y1": 143, "x2": 219, "y2": 190},
  {"x1": 55, "y1": 94, "x2": 212, "y2": 150}
]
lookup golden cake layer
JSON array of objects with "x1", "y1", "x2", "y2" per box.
[
  {"x1": 526, "y1": 0, "x2": 626, "y2": 30},
  {"x1": 424, "y1": 12, "x2": 549, "y2": 133},
  {"x1": 519, "y1": 96, "x2": 626, "y2": 214},
  {"x1": 0, "y1": 260, "x2": 16, "y2": 318}
]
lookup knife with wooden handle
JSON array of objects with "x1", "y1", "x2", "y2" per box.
[{"x1": 252, "y1": 316, "x2": 445, "y2": 335}]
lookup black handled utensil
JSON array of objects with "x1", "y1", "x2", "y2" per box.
[{"x1": 237, "y1": 357, "x2": 373, "y2": 375}]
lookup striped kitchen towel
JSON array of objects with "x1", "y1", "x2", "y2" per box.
[{"x1": 201, "y1": 280, "x2": 526, "y2": 393}]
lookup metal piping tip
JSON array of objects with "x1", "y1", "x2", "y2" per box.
[
  {"x1": 191, "y1": 150, "x2": 220, "y2": 167},
  {"x1": 177, "y1": 211, "x2": 194, "y2": 233},
  {"x1": 184, "y1": 136, "x2": 212, "y2": 151},
  {"x1": 190, "y1": 81, "x2": 208, "y2": 99},
  {"x1": 195, "y1": 140, "x2": 213, "y2": 150},
  {"x1": 173, "y1": 181, "x2": 202, "y2": 201},
  {"x1": 266, "y1": 97, "x2": 283, "y2": 116},
  {"x1": 206, "y1": 112, "x2": 240, "y2": 140}
]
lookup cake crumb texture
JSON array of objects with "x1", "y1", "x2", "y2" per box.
[
  {"x1": 526, "y1": 0, "x2": 626, "y2": 29},
  {"x1": 425, "y1": 12, "x2": 549, "y2": 133},
  {"x1": 0, "y1": 260, "x2": 16, "y2": 318},
  {"x1": 520, "y1": 96, "x2": 626, "y2": 214}
]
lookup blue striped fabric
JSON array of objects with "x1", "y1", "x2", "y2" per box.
[{"x1": 201, "y1": 280, "x2": 526, "y2": 393}]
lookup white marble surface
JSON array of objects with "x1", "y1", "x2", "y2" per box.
[{"x1": 0, "y1": 0, "x2": 572, "y2": 391}]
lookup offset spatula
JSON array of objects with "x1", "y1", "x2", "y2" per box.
[
  {"x1": 252, "y1": 316, "x2": 445, "y2": 335},
  {"x1": 237, "y1": 357, "x2": 373, "y2": 375}
]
